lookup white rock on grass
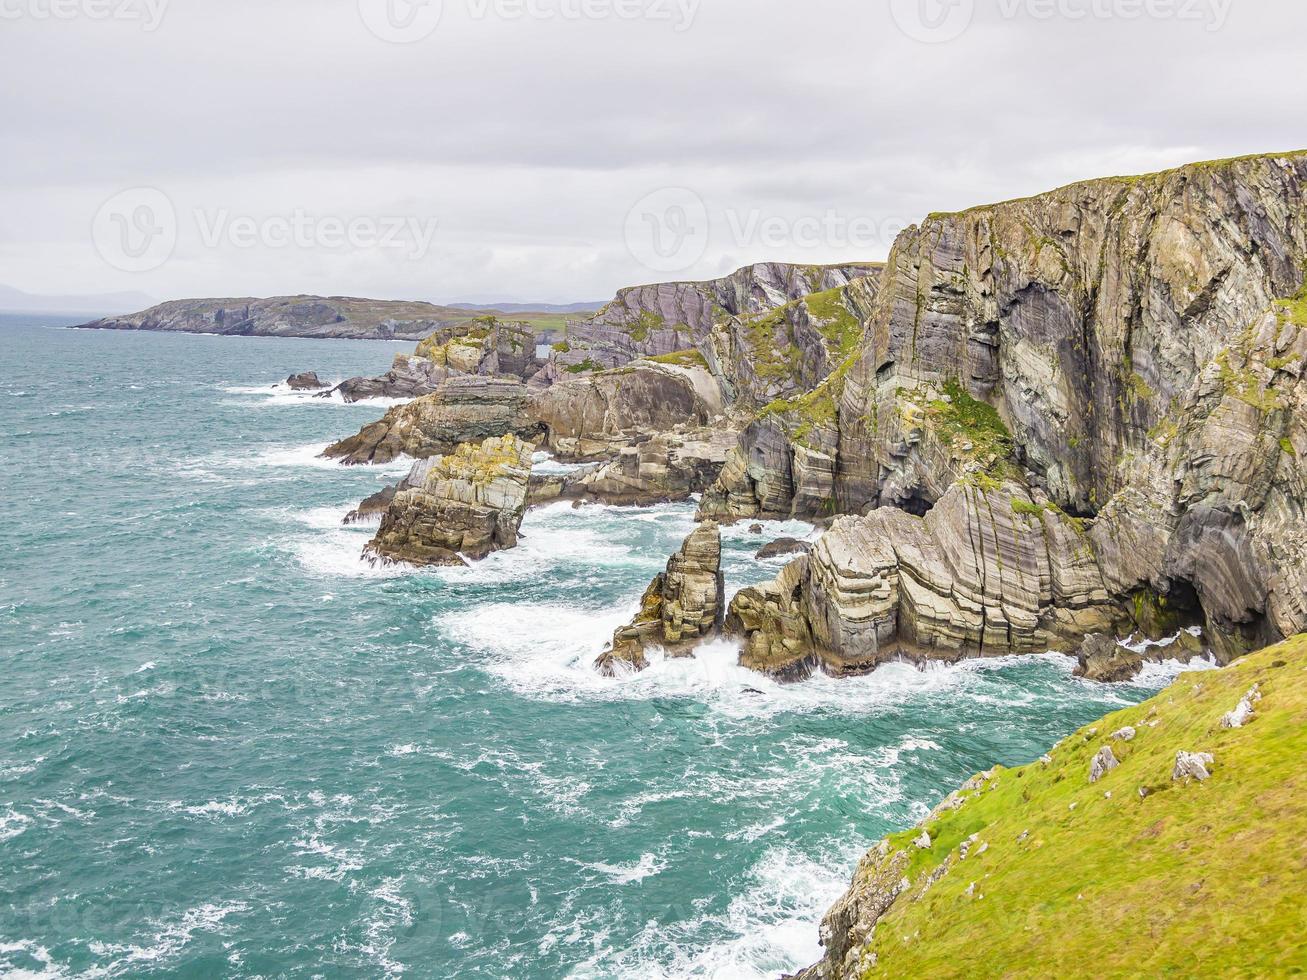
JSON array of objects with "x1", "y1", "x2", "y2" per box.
[
  {"x1": 1173, "y1": 751, "x2": 1215, "y2": 782},
  {"x1": 914, "y1": 830, "x2": 932, "y2": 850},
  {"x1": 1111, "y1": 726, "x2": 1136, "y2": 742},
  {"x1": 1221, "y1": 684, "x2": 1262, "y2": 729},
  {"x1": 1089, "y1": 746, "x2": 1120, "y2": 783}
]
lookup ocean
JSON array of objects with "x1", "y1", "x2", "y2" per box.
[{"x1": 0, "y1": 317, "x2": 1202, "y2": 978}]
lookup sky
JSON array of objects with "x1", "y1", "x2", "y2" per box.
[{"x1": 1, "y1": 0, "x2": 1304, "y2": 306}]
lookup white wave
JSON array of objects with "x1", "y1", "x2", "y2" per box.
[
  {"x1": 531, "y1": 451, "x2": 594, "y2": 477},
  {"x1": 0, "y1": 808, "x2": 32, "y2": 842},
  {"x1": 86, "y1": 901, "x2": 247, "y2": 974},
  {"x1": 0, "y1": 940, "x2": 64, "y2": 980},
  {"x1": 168, "y1": 800, "x2": 249, "y2": 818},
  {"x1": 566, "y1": 852, "x2": 667, "y2": 885},
  {"x1": 568, "y1": 841, "x2": 866, "y2": 980},
  {"x1": 222, "y1": 383, "x2": 413, "y2": 410}
]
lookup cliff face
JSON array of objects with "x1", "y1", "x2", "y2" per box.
[
  {"x1": 793, "y1": 635, "x2": 1307, "y2": 980},
  {"x1": 836, "y1": 153, "x2": 1307, "y2": 517},
  {"x1": 706, "y1": 153, "x2": 1307, "y2": 661},
  {"x1": 533, "y1": 262, "x2": 880, "y2": 387},
  {"x1": 80, "y1": 295, "x2": 481, "y2": 340}
]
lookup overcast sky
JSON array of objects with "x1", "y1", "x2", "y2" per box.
[{"x1": 1, "y1": 0, "x2": 1304, "y2": 306}]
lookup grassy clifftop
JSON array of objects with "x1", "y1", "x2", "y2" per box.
[{"x1": 815, "y1": 636, "x2": 1307, "y2": 979}]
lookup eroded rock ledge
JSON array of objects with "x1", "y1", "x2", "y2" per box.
[
  {"x1": 727, "y1": 479, "x2": 1124, "y2": 680},
  {"x1": 322, "y1": 377, "x2": 545, "y2": 466},
  {"x1": 364, "y1": 435, "x2": 533, "y2": 567}
]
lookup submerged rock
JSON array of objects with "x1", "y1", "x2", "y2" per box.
[
  {"x1": 596, "y1": 523, "x2": 724, "y2": 675},
  {"x1": 364, "y1": 435, "x2": 533, "y2": 567},
  {"x1": 755, "y1": 537, "x2": 812, "y2": 560}
]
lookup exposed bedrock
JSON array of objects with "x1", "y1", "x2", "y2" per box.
[
  {"x1": 596, "y1": 522, "x2": 724, "y2": 675},
  {"x1": 327, "y1": 317, "x2": 539, "y2": 402},
  {"x1": 528, "y1": 426, "x2": 739, "y2": 508},
  {"x1": 321, "y1": 376, "x2": 545, "y2": 466},
  {"x1": 705, "y1": 154, "x2": 1307, "y2": 667},
  {"x1": 727, "y1": 480, "x2": 1126, "y2": 680},
  {"x1": 364, "y1": 435, "x2": 533, "y2": 567},
  {"x1": 528, "y1": 359, "x2": 726, "y2": 460},
  {"x1": 532, "y1": 262, "x2": 880, "y2": 388}
]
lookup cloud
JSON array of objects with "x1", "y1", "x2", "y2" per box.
[{"x1": 0, "y1": 0, "x2": 1303, "y2": 303}]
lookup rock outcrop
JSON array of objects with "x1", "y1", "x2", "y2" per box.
[
  {"x1": 78, "y1": 295, "x2": 488, "y2": 340},
  {"x1": 364, "y1": 435, "x2": 533, "y2": 567},
  {"x1": 728, "y1": 480, "x2": 1123, "y2": 679},
  {"x1": 322, "y1": 376, "x2": 545, "y2": 465},
  {"x1": 755, "y1": 537, "x2": 812, "y2": 560},
  {"x1": 714, "y1": 153, "x2": 1307, "y2": 669},
  {"x1": 534, "y1": 262, "x2": 879, "y2": 387},
  {"x1": 327, "y1": 317, "x2": 540, "y2": 402},
  {"x1": 286, "y1": 371, "x2": 326, "y2": 390},
  {"x1": 596, "y1": 523, "x2": 723, "y2": 674},
  {"x1": 1073, "y1": 633, "x2": 1143, "y2": 683},
  {"x1": 528, "y1": 426, "x2": 738, "y2": 508},
  {"x1": 529, "y1": 358, "x2": 726, "y2": 460}
]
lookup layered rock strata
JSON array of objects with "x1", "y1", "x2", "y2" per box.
[
  {"x1": 327, "y1": 317, "x2": 539, "y2": 402},
  {"x1": 712, "y1": 153, "x2": 1307, "y2": 664},
  {"x1": 321, "y1": 377, "x2": 544, "y2": 465},
  {"x1": 364, "y1": 435, "x2": 533, "y2": 567},
  {"x1": 528, "y1": 426, "x2": 739, "y2": 508},
  {"x1": 534, "y1": 262, "x2": 879, "y2": 387},
  {"x1": 596, "y1": 523, "x2": 724, "y2": 674}
]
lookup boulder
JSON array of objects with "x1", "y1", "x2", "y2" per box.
[
  {"x1": 1173, "y1": 751, "x2": 1215, "y2": 782},
  {"x1": 286, "y1": 371, "x2": 326, "y2": 390},
  {"x1": 1089, "y1": 746, "x2": 1120, "y2": 783},
  {"x1": 363, "y1": 435, "x2": 533, "y2": 567},
  {"x1": 596, "y1": 523, "x2": 723, "y2": 674}
]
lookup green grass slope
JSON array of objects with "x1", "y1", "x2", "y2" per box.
[{"x1": 853, "y1": 636, "x2": 1307, "y2": 978}]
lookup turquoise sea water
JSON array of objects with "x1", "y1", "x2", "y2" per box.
[{"x1": 0, "y1": 318, "x2": 1198, "y2": 978}]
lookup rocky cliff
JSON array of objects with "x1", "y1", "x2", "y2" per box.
[
  {"x1": 533, "y1": 262, "x2": 879, "y2": 387},
  {"x1": 709, "y1": 152, "x2": 1307, "y2": 665},
  {"x1": 79, "y1": 295, "x2": 484, "y2": 340},
  {"x1": 364, "y1": 435, "x2": 533, "y2": 567},
  {"x1": 792, "y1": 634, "x2": 1307, "y2": 979}
]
